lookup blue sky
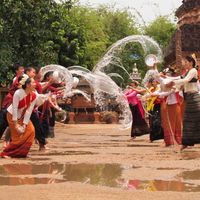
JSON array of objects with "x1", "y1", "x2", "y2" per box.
[{"x1": 78, "y1": 0, "x2": 183, "y2": 24}]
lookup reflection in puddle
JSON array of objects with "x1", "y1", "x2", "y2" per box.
[
  {"x1": 0, "y1": 177, "x2": 64, "y2": 185},
  {"x1": 0, "y1": 163, "x2": 200, "y2": 192},
  {"x1": 117, "y1": 179, "x2": 200, "y2": 192},
  {"x1": 0, "y1": 163, "x2": 122, "y2": 187}
]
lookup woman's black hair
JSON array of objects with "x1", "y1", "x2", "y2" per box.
[
  {"x1": 42, "y1": 71, "x2": 53, "y2": 82},
  {"x1": 18, "y1": 75, "x2": 31, "y2": 90},
  {"x1": 35, "y1": 66, "x2": 41, "y2": 74},
  {"x1": 185, "y1": 56, "x2": 196, "y2": 68},
  {"x1": 148, "y1": 77, "x2": 154, "y2": 84},
  {"x1": 13, "y1": 63, "x2": 23, "y2": 71},
  {"x1": 130, "y1": 80, "x2": 139, "y2": 86}
]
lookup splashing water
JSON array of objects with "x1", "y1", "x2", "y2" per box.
[
  {"x1": 41, "y1": 35, "x2": 162, "y2": 130},
  {"x1": 40, "y1": 65, "x2": 90, "y2": 100},
  {"x1": 91, "y1": 35, "x2": 163, "y2": 129},
  {"x1": 67, "y1": 89, "x2": 91, "y2": 101},
  {"x1": 40, "y1": 64, "x2": 73, "y2": 98},
  {"x1": 68, "y1": 69, "x2": 132, "y2": 129},
  {"x1": 94, "y1": 35, "x2": 163, "y2": 73},
  {"x1": 107, "y1": 73, "x2": 124, "y2": 82}
]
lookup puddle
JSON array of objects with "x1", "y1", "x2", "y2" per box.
[
  {"x1": 0, "y1": 177, "x2": 65, "y2": 185},
  {"x1": 117, "y1": 179, "x2": 200, "y2": 192},
  {"x1": 0, "y1": 162, "x2": 200, "y2": 192},
  {"x1": 0, "y1": 163, "x2": 122, "y2": 187}
]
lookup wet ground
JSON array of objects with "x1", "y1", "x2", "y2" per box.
[{"x1": 0, "y1": 123, "x2": 200, "y2": 200}]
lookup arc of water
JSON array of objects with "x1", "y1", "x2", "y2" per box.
[
  {"x1": 40, "y1": 64, "x2": 73, "y2": 98},
  {"x1": 94, "y1": 35, "x2": 163, "y2": 73}
]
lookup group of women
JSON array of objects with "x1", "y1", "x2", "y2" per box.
[
  {"x1": 0, "y1": 54, "x2": 199, "y2": 158},
  {"x1": 126, "y1": 55, "x2": 200, "y2": 151},
  {"x1": 0, "y1": 64, "x2": 63, "y2": 158}
]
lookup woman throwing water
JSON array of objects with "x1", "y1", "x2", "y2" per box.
[
  {"x1": 170, "y1": 55, "x2": 200, "y2": 150},
  {"x1": 0, "y1": 75, "x2": 48, "y2": 158}
]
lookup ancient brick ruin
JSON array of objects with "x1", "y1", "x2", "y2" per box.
[{"x1": 164, "y1": 0, "x2": 200, "y2": 68}]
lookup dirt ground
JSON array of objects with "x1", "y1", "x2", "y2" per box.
[{"x1": 0, "y1": 123, "x2": 200, "y2": 200}]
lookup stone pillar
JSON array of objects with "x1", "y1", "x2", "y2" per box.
[
  {"x1": 175, "y1": 28, "x2": 182, "y2": 72},
  {"x1": 94, "y1": 112, "x2": 100, "y2": 124},
  {"x1": 68, "y1": 112, "x2": 75, "y2": 124}
]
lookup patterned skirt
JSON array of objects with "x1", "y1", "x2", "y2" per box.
[
  {"x1": 183, "y1": 92, "x2": 200, "y2": 146},
  {"x1": 0, "y1": 113, "x2": 35, "y2": 158},
  {"x1": 130, "y1": 104, "x2": 149, "y2": 137}
]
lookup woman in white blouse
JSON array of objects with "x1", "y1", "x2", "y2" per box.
[
  {"x1": 0, "y1": 75, "x2": 47, "y2": 158},
  {"x1": 172, "y1": 55, "x2": 200, "y2": 151}
]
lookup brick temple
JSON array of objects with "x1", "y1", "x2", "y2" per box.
[{"x1": 164, "y1": 0, "x2": 200, "y2": 69}]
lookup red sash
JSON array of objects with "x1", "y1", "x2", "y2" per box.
[{"x1": 18, "y1": 92, "x2": 37, "y2": 120}]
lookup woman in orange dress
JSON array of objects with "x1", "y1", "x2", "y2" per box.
[{"x1": 0, "y1": 75, "x2": 46, "y2": 158}]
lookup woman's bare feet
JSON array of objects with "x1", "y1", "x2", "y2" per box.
[
  {"x1": 39, "y1": 144, "x2": 50, "y2": 151},
  {"x1": 180, "y1": 145, "x2": 188, "y2": 151},
  {"x1": 2, "y1": 155, "x2": 11, "y2": 159},
  {"x1": 129, "y1": 136, "x2": 136, "y2": 141},
  {"x1": 3, "y1": 141, "x2": 10, "y2": 149}
]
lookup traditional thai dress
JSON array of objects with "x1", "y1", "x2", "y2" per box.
[
  {"x1": 125, "y1": 89, "x2": 149, "y2": 138},
  {"x1": 174, "y1": 68, "x2": 200, "y2": 146},
  {"x1": 0, "y1": 89, "x2": 37, "y2": 157},
  {"x1": 157, "y1": 90, "x2": 182, "y2": 146},
  {"x1": 154, "y1": 75, "x2": 183, "y2": 145},
  {"x1": 147, "y1": 86, "x2": 164, "y2": 142}
]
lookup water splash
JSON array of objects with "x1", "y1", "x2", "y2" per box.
[
  {"x1": 67, "y1": 89, "x2": 91, "y2": 101},
  {"x1": 68, "y1": 67, "x2": 132, "y2": 129},
  {"x1": 94, "y1": 35, "x2": 162, "y2": 73},
  {"x1": 40, "y1": 35, "x2": 162, "y2": 130},
  {"x1": 91, "y1": 35, "x2": 163, "y2": 129},
  {"x1": 40, "y1": 64, "x2": 74, "y2": 98},
  {"x1": 107, "y1": 73, "x2": 124, "y2": 82},
  {"x1": 40, "y1": 65, "x2": 90, "y2": 101}
]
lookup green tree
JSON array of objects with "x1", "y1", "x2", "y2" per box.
[
  {"x1": 0, "y1": 0, "x2": 74, "y2": 84},
  {"x1": 67, "y1": 6, "x2": 109, "y2": 70},
  {"x1": 144, "y1": 16, "x2": 176, "y2": 48},
  {"x1": 98, "y1": 5, "x2": 140, "y2": 46}
]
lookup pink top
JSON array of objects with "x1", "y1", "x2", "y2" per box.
[
  {"x1": 125, "y1": 90, "x2": 138, "y2": 106},
  {"x1": 125, "y1": 89, "x2": 145, "y2": 119}
]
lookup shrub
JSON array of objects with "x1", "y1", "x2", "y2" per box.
[{"x1": 100, "y1": 111, "x2": 118, "y2": 124}]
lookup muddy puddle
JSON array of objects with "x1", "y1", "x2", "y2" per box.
[{"x1": 0, "y1": 163, "x2": 200, "y2": 192}]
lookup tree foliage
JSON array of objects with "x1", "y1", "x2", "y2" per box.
[
  {"x1": 0, "y1": 1, "x2": 176, "y2": 86},
  {"x1": 144, "y1": 16, "x2": 176, "y2": 48}
]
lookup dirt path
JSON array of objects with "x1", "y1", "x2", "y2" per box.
[{"x1": 0, "y1": 123, "x2": 200, "y2": 200}]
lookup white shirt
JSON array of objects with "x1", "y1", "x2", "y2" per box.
[
  {"x1": 153, "y1": 75, "x2": 182, "y2": 105},
  {"x1": 7, "y1": 89, "x2": 48, "y2": 125},
  {"x1": 174, "y1": 68, "x2": 199, "y2": 93}
]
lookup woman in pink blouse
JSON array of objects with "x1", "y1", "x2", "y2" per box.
[{"x1": 125, "y1": 81, "x2": 149, "y2": 140}]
